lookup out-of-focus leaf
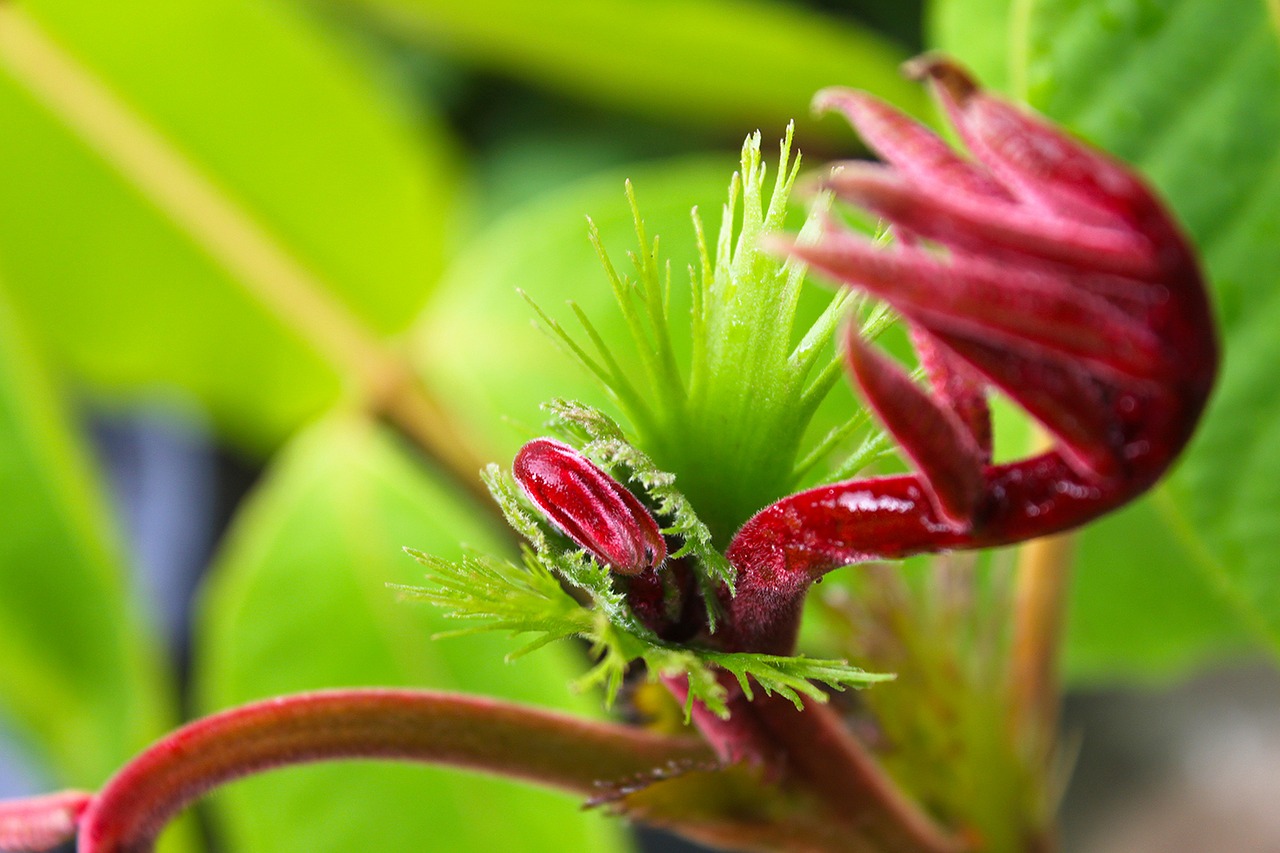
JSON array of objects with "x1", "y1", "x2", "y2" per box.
[
  {"x1": 195, "y1": 418, "x2": 627, "y2": 853},
  {"x1": 1065, "y1": 497, "x2": 1253, "y2": 682},
  {"x1": 329, "y1": 0, "x2": 928, "y2": 139},
  {"x1": 926, "y1": 0, "x2": 1016, "y2": 93},
  {"x1": 0, "y1": 290, "x2": 196, "y2": 850},
  {"x1": 414, "y1": 153, "x2": 860, "y2": 468},
  {"x1": 1025, "y1": 0, "x2": 1280, "y2": 665},
  {"x1": 934, "y1": 0, "x2": 1278, "y2": 678},
  {"x1": 0, "y1": 1, "x2": 455, "y2": 451}
]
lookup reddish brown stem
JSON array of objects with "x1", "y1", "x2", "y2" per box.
[
  {"x1": 668, "y1": 673, "x2": 963, "y2": 853},
  {"x1": 1010, "y1": 530, "x2": 1074, "y2": 758},
  {"x1": 751, "y1": 695, "x2": 964, "y2": 853},
  {"x1": 76, "y1": 689, "x2": 712, "y2": 853},
  {"x1": 0, "y1": 790, "x2": 92, "y2": 852}
]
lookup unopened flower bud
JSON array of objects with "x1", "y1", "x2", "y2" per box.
[{"x1": 513, "y1": 438, "x2": 666, "y2": 575}]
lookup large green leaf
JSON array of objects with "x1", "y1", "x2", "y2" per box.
[
  {"x1": 1026, "y1": 0, "x2": 1280, "y2": 666},
  {"x1": 1064, "y1": 495, "x2": 1254, "y2": 682},
  {"x1": 330, "y1": 0, "x2": 928, "y2": 138},
  {"x1": 0, "y1": 288, "x2": 196, "y2": 849},
  {"x1": 926, "y1": 0, "x2": 1016, "y2": 93},
  {"x1": 0, "y1": 1, "x2": 455, "y2": 450},
  {"x1": 194, "y1": 417, "x2": 627, "y2": 853},
  {"x1": 933, "y1": 0, "x2": 1277, "y2": 680}
]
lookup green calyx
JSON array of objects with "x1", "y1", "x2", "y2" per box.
[
  {"x1": 529, "y1": 126, "x2": 890, "y2": 544},
  {"x1": 401, "y1": 136, "x2": 901, "y2": 718}
]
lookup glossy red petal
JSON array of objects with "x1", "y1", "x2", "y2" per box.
[{"x1": 514, "y1": 438, "x2": 666, "y2": 575}]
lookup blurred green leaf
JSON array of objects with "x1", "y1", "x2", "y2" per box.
[
  {"x1": 1025, "y1": 0, "x2": 1280, "y2": 667},
  {"x1": 195, "y1": 417, "x2": 627, "y2": 853},
  {"x1": 329, "y1": 0, "x2": 928, "y2": 138},
  {"x1": 1065, "y1": 496, "x2": 1254, "y2": 682},
  {"x1": 0, "y1": 289, "x2": 197, "y2": 849},
  {"x1": 0, "y1": 1, "x2": 456, "y2": 451},
  {"x1": 934, "y1": 0, "x2": 1279, "y2": 679},
  {"x1": 926, "y1": 0, "x2": 1015, "y2": 93}
]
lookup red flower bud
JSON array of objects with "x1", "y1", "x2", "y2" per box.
[{"x1": 513, "y1": 438, "x2": 667, "y2": 575}]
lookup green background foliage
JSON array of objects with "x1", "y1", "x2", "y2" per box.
[{"x1": 0, "y1": 0, "x2": 1275, "y2": 849}]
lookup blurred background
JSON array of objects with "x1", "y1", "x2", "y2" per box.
[{"x1": 1, "y1": 0, "x2": 1278, "y2": 851}]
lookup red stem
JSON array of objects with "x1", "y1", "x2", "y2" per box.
[
  {"x1": 751, "y1": 696, "x2": 962, "y2": 853},
  {"x1": 0, "y1": 790, "x2": 92, "y2": 852},
  {"x1": 76, "y1": 688, "x2": 712, "y2": 853},
  {"x1": 665, "y1": 675, "x2": 963, "y2": 853}
]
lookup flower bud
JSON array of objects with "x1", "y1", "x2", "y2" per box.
[{"x1": 513, "y1": 438, "x2": 666, "y2": 575}]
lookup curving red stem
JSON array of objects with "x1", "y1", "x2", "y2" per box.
[
  {"x1": 0, "y1": 791, "x2": 91, "y2": 852},
  {"x1": 60, "y1": 689, "x2": 710, "y2": 853},
  {"x1": 719, "y1": 56, "x2": 1217, "y2": 653}
]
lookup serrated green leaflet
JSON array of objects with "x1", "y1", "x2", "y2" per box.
[
  {"x1": 404, "y1": 544, "x2": 889, "y2": 720},
  {"x1": 402, "y1": 430, "x2": 889, "y2": 720}
]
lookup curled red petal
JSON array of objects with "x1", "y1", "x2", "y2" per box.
[
  {"x1": 822, "y1": 162, "x2": 1160, "y2": 280},
  {"x1": 719, "y1": 55, "x2": 1217, "y2": 656},
  {"x1": 812, "y1": 87, "x2": 1010, "y2": 202},
  {"x1": 784, "y1": 228, "x2": 1169, "y2": 383},
  {"x1": 908, "y1": 326, "x2": 991, "y2": 463},
  {"x1": 846, "y1": 328, "x2": 984, "y2": 529}
]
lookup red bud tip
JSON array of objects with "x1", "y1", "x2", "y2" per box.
[{"x1": 513, "y1": 439, "x2": 667, "y2": 575}]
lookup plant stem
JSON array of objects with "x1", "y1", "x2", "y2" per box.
[
  {"x1": 1007, "y1": 430, "x2": 1074, "y2": 853},
  {"x1": 672, "y1": 671, "x2": 965, "y2": 853},
  {"x1": 0, "y1": 791, "x2": 91, "y2": 852},
  {"x1": 751, "y1": 694, "x2": 966, "y2": 853},
  {"x1": 1008, "y1": 426, "x2": 1074, "y2": 754},
  {"x1": 75, "y1": 689, "x2": 713, "y2": 853},
  {"x1": 1009, "y1": 531, "x2": 1073, "y2": 752}
]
